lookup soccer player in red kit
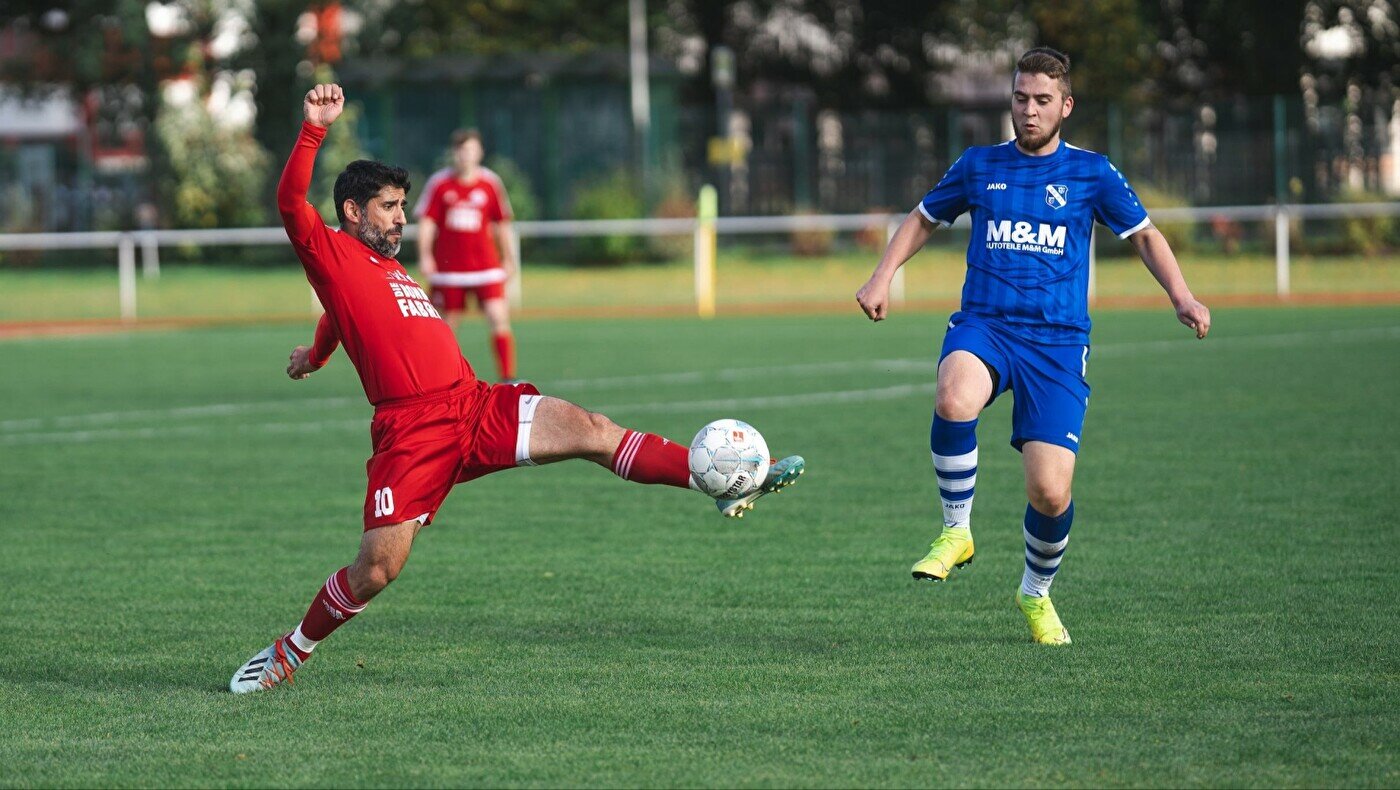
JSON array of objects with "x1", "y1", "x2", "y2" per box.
[
  {"x1": 230, "y1": 85, "x2": 805, "y2": 693},
  {"x1": 416, "y1": 130, "x2": 518, "y2": 381}
]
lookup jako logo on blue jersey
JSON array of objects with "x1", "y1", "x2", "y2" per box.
[{"x1": 985, "y1": 220, "x2": 1067, "y2": 255}]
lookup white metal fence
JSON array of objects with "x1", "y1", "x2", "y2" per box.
[{"x1": 1, "y1": 202, "x2": 1397, "y2": 322}]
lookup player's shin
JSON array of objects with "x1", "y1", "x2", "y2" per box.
[
  {"x1": 1021, "y1": 501, "x2": 1073, "y2": 597},
  {"x1": 285, "y1": 566, "x2": 368, "y2": 659},
  {"x1": 931, "y1": 415, "x2": 978, "y2": 530},
  {"x1": 493, "y1": 331, "x2": 516, "y2": 381},
  {"x1": 611, "y1": 429, "x2": 698, "y2": 491}
]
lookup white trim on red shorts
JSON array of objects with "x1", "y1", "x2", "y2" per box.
[
  {"x1": 516, "y1": 393, "x2": 542, "y2": 467},
  {"x1": 430, "y1": 269, "x2": 507, "y2": 288}
]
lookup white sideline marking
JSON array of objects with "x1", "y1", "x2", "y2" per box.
[
  {"x1": 0, "y1": 358, "x2": 921, "y2": 434},
  {"x1": 0, "y1": 386, "x2": 933, "y2": 446},
  {"x1": 0, "y1": 397, "x2": 361, "y2": 432},
  {"x1": 2, "y1": 325, "x2": 1396, "y2": 446},
  {"x1": 0, "y1": 419, "x2": 367, "y2": 445},
  {"x1": 549, "y1": 357, "x2": 924, "y2": 389}
]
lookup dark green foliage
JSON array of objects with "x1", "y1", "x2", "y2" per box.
[{"x1": 569, "y1": 169, "x2": 649, "y2": 263}]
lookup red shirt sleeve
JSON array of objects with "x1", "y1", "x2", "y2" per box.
[
  {"x1": 423, "y1": 180, "x2": 447, "y2": 225},
  {"x1": 489, "y1": 171, "x2": 514, "y2": 221},
  {"x1": 277, "y1": 122, "x2": 333, "y2": 273},
  {"x1": 308, "y1": 311, "x2": 339, "y2": 369},
  {"x1": 485, "y1": 186, "x2": 504, "y2": 224}
]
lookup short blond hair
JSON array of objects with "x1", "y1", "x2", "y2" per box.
[{"x1": 1015, "y1": 47, "x2": 1072, "y2": 97}]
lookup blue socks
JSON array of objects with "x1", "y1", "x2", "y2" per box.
[
  {"x1": 1021, "y1": 501, "x2": 1073, "y2": 597},
  {"x1": 930, "y1": 415, "x2": 978, "y2": 530},
  {"x1": 934, "y1": 412, "x2": 1075, "y2": 597}
]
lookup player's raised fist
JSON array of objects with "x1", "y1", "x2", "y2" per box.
[{"x1": 303, "y1": 83, "x2": 345, "y2": 128}]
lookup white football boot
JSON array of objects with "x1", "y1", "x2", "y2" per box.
[
  {"x1": 229, "y1": 636, "x2": 304, "y2": 693},
  {"x1": 716, "y1": 455, "x2": 805, "y2": 518}
]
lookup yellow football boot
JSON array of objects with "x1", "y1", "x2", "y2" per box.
[
  {"x1": 1017, "y1": 593, "x2": 1072, "y2": 645},
  {"x1": 910, "y1": 527, "x2": 974, "y2": 582}
]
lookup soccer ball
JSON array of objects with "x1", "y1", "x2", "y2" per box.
[{"x1": 688, "y1": 419, "x2": 770, "y2": 499}]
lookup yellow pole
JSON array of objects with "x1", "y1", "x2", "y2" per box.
[{"x1": 695, "y1": 184, "x2": 718, "y2": 318}]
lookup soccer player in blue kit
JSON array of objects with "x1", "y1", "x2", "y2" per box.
[{"x1": 856, "y1": 48, "x2": 1211, "y2": 644}]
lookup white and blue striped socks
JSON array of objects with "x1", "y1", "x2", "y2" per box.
[
  {"x1": 1022, "y1": 502, "x2": 1074, "y2": 597},
  {"x1": 930, "y1": 415, "x2": 978, "y2": 530}
]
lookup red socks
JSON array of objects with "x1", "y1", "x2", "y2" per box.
[
  {"x1": 611, "y1": 430, "x2": 694, "y2": 489},
  {"x1": 493, "y1": 331, "x2": 516, "y2": 380},
  {"x1": 285, "y1": 566, "x2": 367, "y2": 659}
]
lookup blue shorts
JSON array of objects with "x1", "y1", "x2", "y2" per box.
[{"x1": 939, "y1": 312, "x2": 1090, "y2": 454}]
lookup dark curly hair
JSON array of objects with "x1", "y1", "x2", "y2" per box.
[{"x1": 332, "y1": 160, "x2": 411, "y2": 224}]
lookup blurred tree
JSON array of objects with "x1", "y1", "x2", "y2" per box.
[
  {"x1": 653, "y1": 0, "x2": 1152, "y2": 108},
  {"x1": 349, "y1": 0, "x2": 633, "y2": 60},
  {"x1": 484, "y1": 156, "x2": 540, "y2": 222},
  {"x1": 154, "y1": 67, "x2": 270, "y2": 228},
  {"x1": 1298, "y1": 0, "x2": 1400, "y2": 99},
  {"x1": 1028, "y1": 0, "x2": 1152, "y2": 102},
  {"x1": 1145, "y1": 0, "x2": 1310, "y2": 102},
  {"x1": 236, "y1": 1, "x2": 310, "y2": 182}
]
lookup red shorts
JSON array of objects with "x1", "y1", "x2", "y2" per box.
[
  {"x1": 431, "y1": 281, "x2": 506, "y2": 312},
  {"x1": 363, "y1": 379, "x2": 542, "y2": 530}
]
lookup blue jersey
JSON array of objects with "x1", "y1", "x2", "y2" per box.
[{"x1": 919, "y1": 139, "x2": 1150, "y2": 345}]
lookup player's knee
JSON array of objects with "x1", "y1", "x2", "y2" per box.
[
  {"x1": 352, "y1": 555, "x2": 403, "y2": 597},
  {"x1": 1027, "y1": 482, "x2": 1071, "y2": 517},
  {"x1": 365, "y1": 561, "x2": 398, "y2": 594},
  {"x1": 935, "y1": 387, "x2": 982, "y2": 421},
  {"x1": 585, "y1": 409, "x2": 618, "y2": 436}
]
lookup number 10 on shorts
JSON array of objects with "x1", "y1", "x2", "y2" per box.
[{"x1": 373, "y1": 487, "x2": 395, "y2": 518}]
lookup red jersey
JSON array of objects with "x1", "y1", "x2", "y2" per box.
[
  {"x1": 418, "y1": 167, "x2": 512, "y2": 273},
  {"x1": 278, "y1": 122, "x2": 475, "y2": 406}
]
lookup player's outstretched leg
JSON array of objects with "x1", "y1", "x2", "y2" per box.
[
  {"x1": 230, "y1": 520, "x2": 420, "y2": 692},
  {"x1": 1017, "y1": 442, "x2": 1075, "y2": 645},
  {"x1": 525, "y1": 396, "x2": 802, "y2": 517},
  {"x1": 913, "y1": 350, "x2": 990, "y2": 581}
]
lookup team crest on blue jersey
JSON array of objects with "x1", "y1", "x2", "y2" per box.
[{"x1": 1045, "y1": 184, "x2": 1069, "y2": 209}]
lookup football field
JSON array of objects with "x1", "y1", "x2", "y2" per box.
[{"x1": 2, "y1": 305, "x2": 1397, "y2": 787}]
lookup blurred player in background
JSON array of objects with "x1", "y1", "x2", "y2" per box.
[
  {"x1": 415, "y1": 129, "x2": 518, "y2": 381},
  {"x1": 857, "y1": 48, "x2": 1211, "y2": 645},
  {"x1": 230, "y1": 84, "x2": 804, "y2": 693}
]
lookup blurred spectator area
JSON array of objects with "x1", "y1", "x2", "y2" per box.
[
  {"x1": 0, "y1": 87, "x2": 147, "y2": 233},
  {"x1": 4, "y1": 56, "x2": 1399, "y2": 231}
]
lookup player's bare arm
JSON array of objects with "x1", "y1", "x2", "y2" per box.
[
  {"x1": 1128, "y1": 226, "x2": 1211, "y2": 339},
  {"x1": 857, "y1": 208, "x2": 937, "y2": 321},
  {"x1": 417, "y1": 215, "x2": 439, "y2": 276},
  {"x1": 303, "y1": 83, "x2": 344, "y2": 128},
  {"x1": 494, "y1": 218, "x2": 517, "y2": 277}
]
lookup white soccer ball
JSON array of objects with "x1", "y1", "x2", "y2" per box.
[{"x1": 688, "y1": 419, "x2": 770, "y2": 499}]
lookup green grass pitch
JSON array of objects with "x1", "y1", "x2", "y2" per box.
[{"x1": 1, "y1": 306, "x2": 1396, "y2": 787}]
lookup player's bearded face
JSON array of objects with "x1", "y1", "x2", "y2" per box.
[
  {"x1": 1013, "y1": 107, "x2": 1062, "y2": 151},
  {"x1": 360, "y1": 222, "x2": 402, "y2": 258},
  {"x1": 1011, "y1": 72, "x2": 1071, "y2": 153},
  {"x1": 356, "y1": 187, "x2": 407, "y2": 258}
]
